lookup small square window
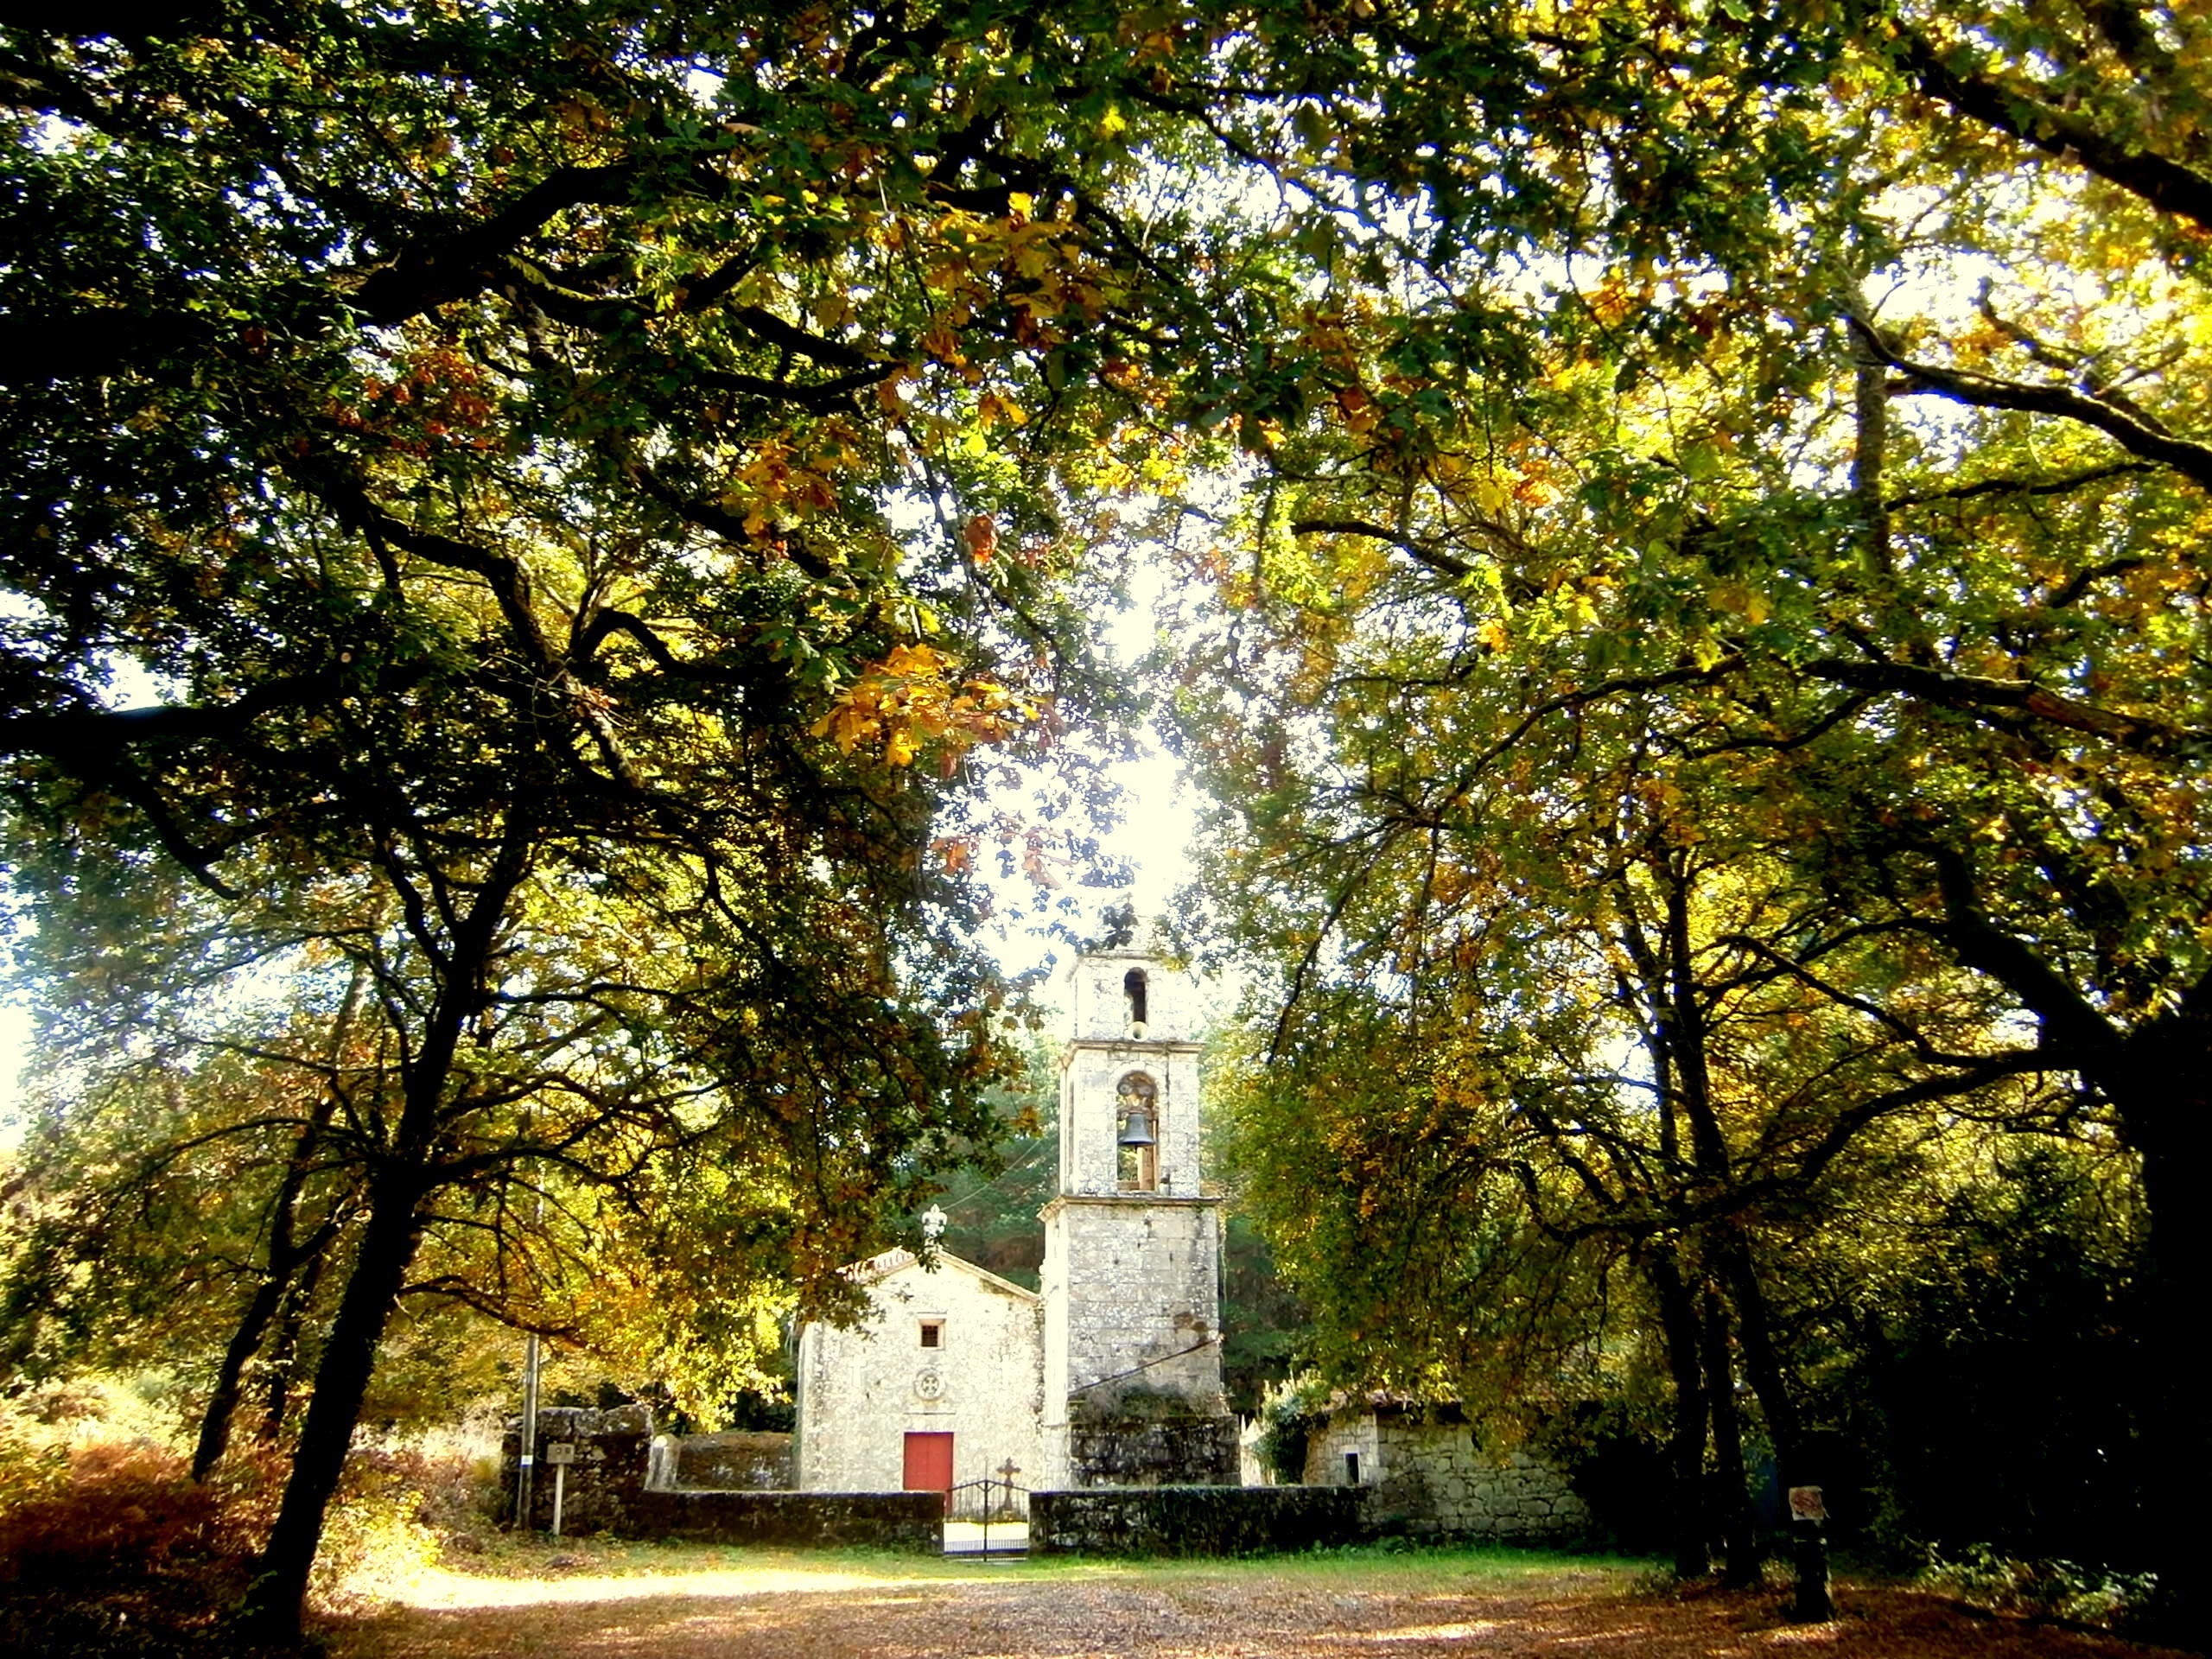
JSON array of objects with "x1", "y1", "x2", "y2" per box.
[{"x1": 919, "y1": 1320, "x2": 944, "y2": 1349}]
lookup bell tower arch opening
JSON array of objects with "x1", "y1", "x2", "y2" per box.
[{"x1": 1115, "y1": 1071, "x2": 1159, "y2": 1192}]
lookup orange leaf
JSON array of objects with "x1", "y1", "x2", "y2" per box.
[{"x1": 964, "y1": 513, "x2": 999, "y2": 563}]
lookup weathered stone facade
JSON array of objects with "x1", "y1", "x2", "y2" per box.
[
  {"x1": 1065, "y1": 1389, "x2": 1240, "y2": 1486},
  {"x1": 652, "y1": 1429, "x2": 792, "y2": 1491},
  {"x1": 794, "y1": 1249, "x2": 1043, "y2": 1498},
  {"x1": 1304, "y1": 1407, "x2": 1592, "y2": 1542}
]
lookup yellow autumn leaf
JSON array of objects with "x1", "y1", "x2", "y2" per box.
[{"x1": 1709, "y1": 580, "x2": 1770, "y2": 624}]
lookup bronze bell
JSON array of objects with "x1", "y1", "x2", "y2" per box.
[{"x1": 1118, "y1": 1109, "x2": 1157, "y2": 1147}]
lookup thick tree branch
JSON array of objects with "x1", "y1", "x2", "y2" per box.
[
  {"x1": 1849, "y1": 315, "x2": 2212, "y2": 492},
  {"x1": 285, "y1": 459, "x2": 646, "y2": 790},
  {"x1": 1885, "y1": 460, "x2": 2155, "y2": 511},
  {"x1": 0, "y1": 671, "x2": 345, "y2": 759},
  {"x1": 697, "y1": 362, "x2": 896, "y2": 412},
  {"x1": 346, "y1": 163, "x2": 641, "y2": 326},
  {"x1": 0, "y1": 162, "x2": 642, "y2": 386},
  {"x1": 1901, "y1": 33, "x2": 2212, "y2": 233},
  {"x1": 1926, "y1": 846, "x2": 2121, "y2": 1057},
  {"x1": 730, "y1": 305, "x2": 877, "y2": 372},
  {"x1": 1804, "y1": 654, "x2": 2212, "y2": 760},
  {"x1": 1291, "y1": 517, "x2": 1475, "y2": 579},
  {"x1": 630, "y1": 464, "x2": 841, "y2": 582}
]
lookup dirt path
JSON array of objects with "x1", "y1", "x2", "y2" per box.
[{"x1": 327, "y1": 1554, "x2": 2192, "y2": 1659}]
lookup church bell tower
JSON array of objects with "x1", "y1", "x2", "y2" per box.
[{"x1": 1039, "y1": 930, "x2": 1237, "y2": 1487}]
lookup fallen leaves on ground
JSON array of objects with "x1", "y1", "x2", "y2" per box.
[{"x1": 325, "y1": 1548, "x2": 2195, "y2": 1659}]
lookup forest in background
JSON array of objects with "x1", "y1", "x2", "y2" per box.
[{"x1": 0, "y1": 2, "x2": 2203, "y2": 1649}]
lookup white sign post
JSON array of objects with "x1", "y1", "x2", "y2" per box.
[{"x1": 547, "y1": 1442, "x2": 575, "y2": 1537}]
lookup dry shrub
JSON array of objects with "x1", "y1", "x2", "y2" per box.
[
  {"x1": 0, "y1": 1436, "x2": 279, "y2": 1657},
  {"x1": 385, "y1": 1441, "x2": 505, "y2": 1550},
  {"x1": 0, "y1": 1439, "x2": 275, "y2": 1586},
  {"x1": 0, "y1": 1408, "x2": 480, "y2": 1651}
]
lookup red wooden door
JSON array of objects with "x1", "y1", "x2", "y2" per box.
[{"x1": 903, "y1": 1431, "x2": 955, "y2": 1515}]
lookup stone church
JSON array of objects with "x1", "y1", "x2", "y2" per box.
[{"x1": 793, "y1": 936, "x2": 1238, "y2": 1501}]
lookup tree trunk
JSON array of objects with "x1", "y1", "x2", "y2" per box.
[
  {"x1": 239, "y1": 820, "x2": 527, "y2": 1643},
  {"x1": 193, "y1": 1272, "x2": 291, "y2": 1481},
  {"x1": 1648, "y1": 861, "x2": 1764, "y2": 1587},
  {"x1": 2104, "y1": 1029, "x2": 2211, "y2": 1650},
  {"x1": 194, "y1": 957, "x2": 365, "y2": 1479},
  {"x1": 1929, "y1": 843, "x2": 2209, "y2": 1645},
  {"x1": 1648, "y1": 1250, "x2": 1710, "y2": 1579},
  {"x1": 238, "y1": 1173, "x2": 426, "y2": 1643},
  {"x1": 1721, "y1": 1244, "x2": 1829, "y2": 1619},
  {"x1": 258, "y1": 1245, "x2": 327, "y2": 1442},
  {"x1": 1700, "y1": 1284, "x2": 1759, "y2": 1587}
]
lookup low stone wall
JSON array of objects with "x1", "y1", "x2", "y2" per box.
[
  {"x1": 620, "y1": 1491, "x2": 942, "y2": 1553},
  {"x1": 664, "y1": 1430, "x2": 793, "y2": 1491},
  {"x1": 1382, "y1": 1432, "x2": 1590, "y2": 1541},
  {"x1": 502, "y1": 1405, "x2": 653, "y2": 1535},
  {"x1": 1031, "y1": 1484, "x2": 1368, "y2": 1556}
]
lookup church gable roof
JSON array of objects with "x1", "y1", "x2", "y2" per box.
[{"x1": 849, "y1": 1246, "x2": 1041, "y2": 1304}]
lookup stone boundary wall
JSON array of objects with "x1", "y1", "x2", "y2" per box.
[
  {"x1": 1378, "y1": 1433, "x2": 1590, "y2": 1541},
  {"x1": 1066, "y1": 1405, "x2": 1239, "y2": 1487},
  {"x1": 502, "y1": 1405, "x2": 653, "y2": 1535},
  {"x1": 1031, "y1": 1484, "x2": 1369, "y2": 1556},
  {"x1": 503, "y1": 1408, "x2": 933, "y2": 1550},
  {"x1": 661, "y1": 1430, "x2": 793, "y2": 1491},
  {"x1": 620, "y1": 1491, "x2": 941, "y2": 1552}
]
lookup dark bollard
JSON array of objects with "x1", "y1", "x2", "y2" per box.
[{"x1": 1787, "y1": 1486, "x2": 1834, "y2": 1621}]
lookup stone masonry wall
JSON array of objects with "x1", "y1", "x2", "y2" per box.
[
  {"x1": 1032, "y1": 1484, "x2": 1369, "y2": 1556},
  {"x1": 504, "y1": 1409, "x2": 934, "y2": 1548},
  {"x1": 502, "y1": 1404, "x2": 653, "y2": 1535},
  {"x1": 1304, "y1": 1411, "x2": 1591, "y2": 1542},
  {"x1": 1065, "y1": 1394, "x2": 1239, "y2": 1486},
  {"x1": 622, "y1": 1490, "x2": 940, "y2": 1552},
  {"x1": 667, "y1": 1430, "x2": 792, "y2": 1491}
]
